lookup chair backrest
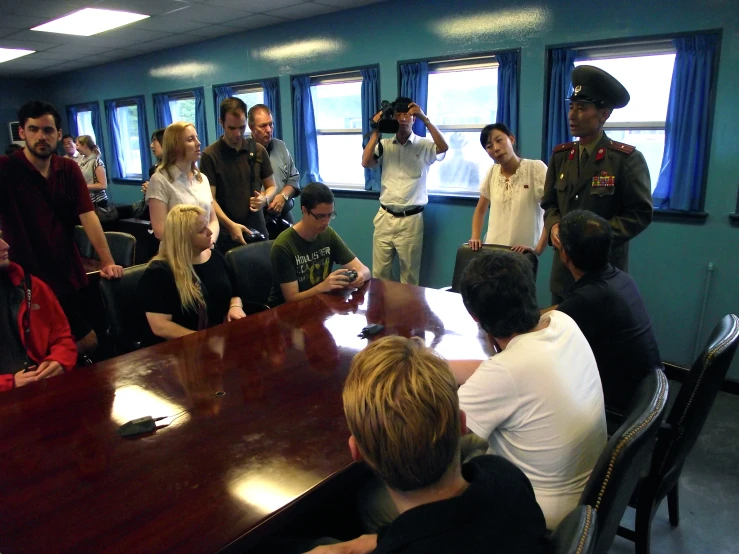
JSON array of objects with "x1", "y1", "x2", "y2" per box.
[
  {"x1": 549, "y1": 505, "x2": 597, "y2": 554},
  {"x1": 225, "y1": 240, "x2": 274, "y2": 306},
  {"x1": 449, "y1": 243, "x2": 539, "y2": 293},
  {"x1": 652, "y1": 314, "x2": 739, "y2": 485},
  {"x1": 95, "y1": 231, "x2": 136, "y2": 267},
  {"x1": 99, "y1": 264, "x2": 148, "y2": 353},
  {"x1": 73, "y1": 225, "x2": 94, "y2": 258},
  {"x1": 579, "y1": 367, "x2": 669, "y2": 554}
]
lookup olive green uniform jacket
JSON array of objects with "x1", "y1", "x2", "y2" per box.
[{"x1": 541, "y1": 133, "x2": 653, "y2": 298}]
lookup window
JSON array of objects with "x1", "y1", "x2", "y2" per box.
[
  {"x1": 310, "y1": 74, "x2": 364, "y2": 187},
  {"x1": 115, "y1": 102, "x2": 142, "y2": 178},
  {"x1": 76, "y1": 109, "x2": 96, "y2": 143},
  {"x1": 425, "y1": 57, "x2": 499, "y2": 196},
  {"x1": 574, "y1": 47, "x2": 676, "y2": 192},
  {"x1": 168, "y1": 93, "x2": 196, "y2": 126},
  {"x1": 233, "y1": 84, "x2": 265, "y2": 130}
]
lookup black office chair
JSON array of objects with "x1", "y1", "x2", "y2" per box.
[
  {"x1": 73, "y1": 225, "x2": 94, "y2": 258},
  {"x1": 444, "y1": 243, "x2": 539, "y2": 293},
  {"x1": 548, "y1": 505, "x2": 598, "y2": 554},
  {"x1": 99, "y1": 264, "x2": 148, "y2": 354},
  {"x1": 225, "y1": 240, "x2": 274, "y2": 314},
  {"x1": 617, "y1": 314, "x2": 739, "y2": 554},
  {"x1": 580, "y1": 367, "x2": 669, "y2": 554},
  {"x1": 94, "y1": 231, "x2": 136, "y2": 267}
]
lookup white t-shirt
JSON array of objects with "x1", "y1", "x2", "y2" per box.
[
  {"x1": 146, "y1": 165, "x2": 213, "y2": 220},
  {"x1": 459, "y1": 311, "x2": 606, "y2": 530},
  {"x1": 375, "y1": 133, "x2": 442, "y2": 209},
  {"x1": 479, "y1": 158, "x2": 546, "y2": 248}
]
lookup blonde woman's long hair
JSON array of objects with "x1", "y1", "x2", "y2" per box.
[
  {"x1": 159, "y1": 122, "x2": 202, "y2": 182},
  {"x1": 152, "y1": 204, "x2": 206, "y2": 313},
  {"x1": 76, "y1": 135, "x2": 100, "y2": 156}
]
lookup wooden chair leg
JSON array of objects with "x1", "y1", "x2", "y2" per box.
[{"x1": 667, "y1": 485, "x2": 680, "y2": 527}]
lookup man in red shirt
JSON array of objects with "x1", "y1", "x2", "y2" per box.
[{"x1": 0, "y1": 101, "x2": 123, "y2": 357}]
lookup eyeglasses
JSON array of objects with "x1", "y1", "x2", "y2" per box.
[{"x1": 308, "y1": 210, "x2": 337, "y2": 221}]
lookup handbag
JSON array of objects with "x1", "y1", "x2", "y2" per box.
[
  {"x1": 131, "y1": 196, "x2": 147, "y2": 219},
  {"x1": 94, "y1": 201, "x2": 119, "y2": 223}
]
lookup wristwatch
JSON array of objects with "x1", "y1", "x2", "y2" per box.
[{"x1": 281, "y1": 192, "x2": 289, "y2": 202}]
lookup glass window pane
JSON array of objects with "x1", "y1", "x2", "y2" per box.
[
  {"x1": 76, "y1": 110, "x2": 96, "y2": 143},
  {"x1": 234, "y1": 90, "x2": 264, "y2": 112},
  {"x1": 169, "y1": 97, "x2": 196, "y2": 127},
  {"x1": 575, "y1": 54, "x2": 675, "y2": 123},
  {"x1": 115, "y1": 105, "x2": 142, "y2": 177},
  {"x1": 602, "y1": 129, "x2": 665, "y2": 192},
  {"x1": 311, "y1": 82, "x2": 362, "y2": 130},
  {"x1": 316, "y1": 134, "x2": 364, "y2": 186},
  {"x1": 427, "y1": 68, "x2": 498, "y2": 126},
  {"x1": 427, "y1": 131, "x2": 492, "y2": 195}
]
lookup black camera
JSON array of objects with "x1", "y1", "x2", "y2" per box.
[{"x1": 374, "y1": 100, "x2": 410, "y2": 134}]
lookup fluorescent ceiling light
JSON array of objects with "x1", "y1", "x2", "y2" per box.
[
  {"x1": 0, "y1": 48, "x2": 35, "y2": 63},
  {"x1": 31, "y1": 8, "x2": 149, "y2": 36}
]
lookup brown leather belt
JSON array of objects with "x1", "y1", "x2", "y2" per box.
[{"x1": 381, "y1": 204, "x2": 424, "y2": 217}]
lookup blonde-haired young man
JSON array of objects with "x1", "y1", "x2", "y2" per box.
[{"x1": 307, "y1": 335, "x2": 546, "y2": 554}]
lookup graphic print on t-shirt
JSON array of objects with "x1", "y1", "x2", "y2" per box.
[{"x1": 296, "y1": 246, "x2": 332, "y2": 286}]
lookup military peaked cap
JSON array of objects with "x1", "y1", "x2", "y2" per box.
[{"x1": 568, "y1": 65, "x2": 630, "y2": 109}]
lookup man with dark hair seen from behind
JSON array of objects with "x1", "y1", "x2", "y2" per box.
[
  {"x1": 452, "y1": 250, "x2": 606, "y2": 530},
  {"x1": 549, "y1": 209, "x2": 661, "y2": 415},
  {"x1": 268, "y1": 182, "x2": 369, "y2": 306},
  {"x1": 362, "y1": 97, "x2": 448, "y2": 285},
  {"x1": 248, "y1": 104, "x2": 300, "y2": 230},
  {"x1": 0, "y1": 101, "x2": 123, "y2": 357},
  {"x1": 304, "y1": 335, "x2": 547, "y2": 554},
  {"x1": 541, "y1": 65, "x2": 653, "y2": 304},
  {"x1": 200, "y1": 97, "x2": 278, "y2": 253}
]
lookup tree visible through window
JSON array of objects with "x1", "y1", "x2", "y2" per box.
[
  {"x1": 115, "y1": 104, "x2": 142, "y2": 178},
  {"x1": 169, "y1": 96, "x2": 196, "y2": 127}
]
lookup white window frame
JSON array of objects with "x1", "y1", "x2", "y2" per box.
[
  {"x1": 311, "y1": 70, "x2": 364, "y2": 190},
  {"x1": 426, "y1": 55, "x2": 499, "y2": 197}
]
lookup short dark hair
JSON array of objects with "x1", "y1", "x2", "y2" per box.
[
  {"x1": 301, "y1": 182, "x2": 334, "y2": 211},
  {"x1": 392, "y1": 96, "x2": 413, "y2": 109},
  {"x1": 151, "y1": 128, "x2": 165, "y2": 145},
  {"x1": 559, "y1": 210, "x2": 613, "y2": 272},
  {"x1": 479, "y1": 122, "x2": 513, "y2": 148},
  {"x1": 247, "y1": 104, "x2": 271, "y2": 125},
  {"x1": 220, "y1": 97, "x2": 247, "y2": 123},
  {"x1": 460, "y1": 250, "x2": 540, "y2": 338},
  {"x1": 62, "y1": 134, "x2": 75, "y2": 142},
  {"x1": 18, "y1": 101, "x2": 62, "y2": 129}
]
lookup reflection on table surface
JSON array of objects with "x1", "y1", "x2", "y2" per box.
[
  {"x1": 0, "y1": 279, "x2": 487, "y2": 554},
  {"x1": 80, "y1": 256, "x2": 102, "y2": 274}
]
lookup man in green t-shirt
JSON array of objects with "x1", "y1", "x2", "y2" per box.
[{"x1": 269, "y1": 182, "x2": 370, "y2": 306}]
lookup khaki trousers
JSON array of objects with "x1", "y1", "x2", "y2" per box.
[{"x1": 371, "y1": 208, "x2": 423, "y2": 285}]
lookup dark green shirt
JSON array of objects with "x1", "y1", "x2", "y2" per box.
[{"x1": 268, "y1": 227, "x2": 355, "y2": 306}]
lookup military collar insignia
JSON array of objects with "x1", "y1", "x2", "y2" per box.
[
  {"x1": 596, "y1": 148, "x2": 605, "y2": 161},
  {"x1": 568, "y1": 148, "x2": 575, "y2": 160},
  {"x1": 574, "y1": 85, "x2": 582, "y2": 93}
]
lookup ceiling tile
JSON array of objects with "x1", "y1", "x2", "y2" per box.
[
  {"x1": 90, "y1": 0, "x2": 188, "y2": 17},
  {"x1": 5, "y1": 2, "x2": 88, "y2": 20},
  {"x1": 52, "y1": 43, "x2": 104, "y2": 55},
  {"x1": 162, "y1": 4, "x2": 253, "y2": 24},
  {"x1": 20, "y1": 51, "x2": 79, "y2": 61},
  {"x1": 225, "y1": 13, "x2": 288, "y2": 29},
  {"x1": 1, "y1": 30, "x2": 63, "y2": 44},
  {"x1": 316, "y1": 0, "x2": 384, "y2": 6},
  {"x1": 146, "y1": 34, "x2": 205, "y2": 48},
  {"x1": 0, "y1": 38, "x2": 61, "y2": 51},
  {"x1": 186, "y1": 24, "x2": 243, "y2": 38},
  {"x1": 265, "y1": 2, "x2": 337, "y2": 19},
  {"x1": 0, "y1": 14, "x2": 49, "y2": 29},
  {"x1": 202, "y1": 0, "x2": 303, "y2": 11},
  {"x1": 132, "y1": 18, "x2": 206, "y2": 33},
  {"x1": 0, "y1": 28, "x2": 19, "y2": 38}
]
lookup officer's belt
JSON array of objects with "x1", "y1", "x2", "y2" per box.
[{"x1": 380, "y1": 204, "x2": 424, "y2": 217}]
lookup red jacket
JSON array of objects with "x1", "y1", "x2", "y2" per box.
[{"x1": 1, "y1": 262, "x2": 77, "y2": 391}]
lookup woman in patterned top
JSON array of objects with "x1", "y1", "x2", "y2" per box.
[
  {"x1": 468, "y1": 123, "x2": 548, "y2": 255},
  {"x1": 76, "y1": 135, "x2": 109, "y2": 206}
]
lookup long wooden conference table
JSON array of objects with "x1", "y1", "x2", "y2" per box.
[{"x1": 0, "y1": 279, "x2": 491, "y2": 553}]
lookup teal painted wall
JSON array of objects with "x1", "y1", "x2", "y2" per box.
[
  {"x1": 0, "y1": 80, "x2": 37, "y2": 154},
  {"x1": 7, "y1": 0, "x2": 738, "y2": 375}
]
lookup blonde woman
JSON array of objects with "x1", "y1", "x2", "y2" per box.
[
  {"x1": 76, "y1": 135, "x2": 108, "y2": 206},
  {"x1": 146, "y1": 122, "x2": 219, "y2": 242},
  {"x1": 136, "y1": 205, "x2": 245, "y2": 342}
]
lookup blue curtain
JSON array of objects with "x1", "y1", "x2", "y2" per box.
[
  {"x1": 65, "y1": 105, "x2": 79, "y2": 138},
  {"x1": 213, "y1": 85, "x2": 234, "y2": 139},
  {"x1": 545, "y1": 48, "x2": 576, "y2": 159},
  {"x1": 360, "y1": 67, "x2": 381, "y2": 191},
  {"x1": 134, "y1": 96, "x2": 150, "y2": 174},
  {"x1": 292, "y1": 76, "x2": 322, "y2": 186},
  {"x1": 261, "y1": 78, "x2": 281, "y2": 140},
  {"x1": 193, "y1": 87, "x2": 207, "y2": 146},
  {"x1": 89, "y1": 102, "x2": 105, "y2": 162},
  {"x1": 496, "y1": 51, "x2": 519, "y2": 139},
  {"x1": 399, "y1": 62, "x2": 429, "y2": 136},
  {"x1": 653, "y1": 35, "x2": 718, "y2": 211},
  {"x1": 104, "y1": 100, "x2": 125, "y2": 179},
  {"x1": 153, "y1": 93, "x2": 173, "y2": 130}
]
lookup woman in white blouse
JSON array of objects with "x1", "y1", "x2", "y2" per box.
[
  {"x1": 76, "y1": 135, "x2": 108, "y2": 206},
  {"x1": 146, "y1": 122, "x2": 219, "y2": 242},
  {"x1": 469, "y1": 123, "x2": 547, "y2": 255}
]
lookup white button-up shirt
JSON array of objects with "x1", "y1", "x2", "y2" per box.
[{"x1": 375, "y1": 133, "x2": 442, "y2": 209}]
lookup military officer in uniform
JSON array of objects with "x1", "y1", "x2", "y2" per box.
[{"x1": 541, "y1": 65, "x2": 653, "y2": 304}]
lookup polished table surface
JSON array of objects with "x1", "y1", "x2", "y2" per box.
[
  {"x1": 0, "y1": 279, "x2": 490, "y2": 554},
  {"x1": 80, "y1": 256, "x2": 103, "y2": 275}
]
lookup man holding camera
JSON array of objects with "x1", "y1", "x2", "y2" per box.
[{"x1": 362, "y1": 97, "x2": 448, "y2": 286}]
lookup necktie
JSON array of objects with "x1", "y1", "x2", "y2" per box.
[{"x1": 580, "y1": 147, "x2": 589, "y2": 172}]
